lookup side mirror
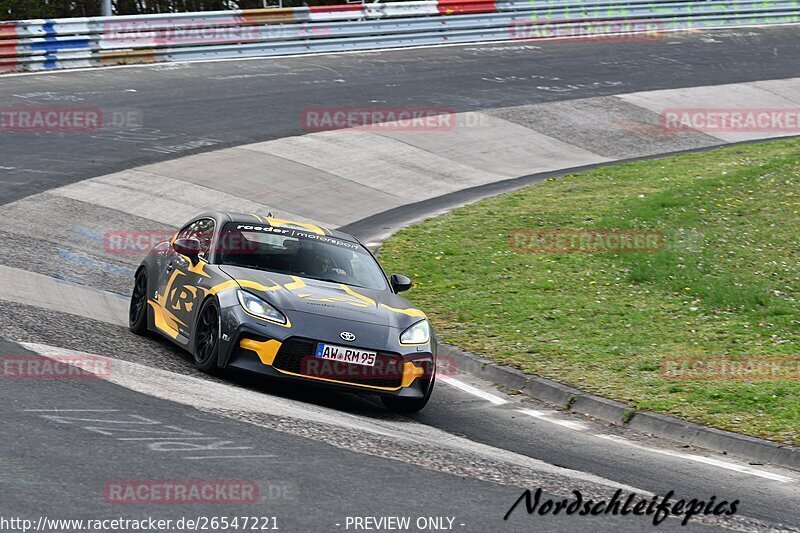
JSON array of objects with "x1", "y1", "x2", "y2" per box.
[
  {"x1": 173, "y1": 237, "x2": 202, "y2": 264},
  {"x1": 390, "y1": 273, "x2": 412, "y2": 293}
]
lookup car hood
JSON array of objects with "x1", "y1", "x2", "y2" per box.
[{"x1": 219, "y1": 266, "x2": 425, "y2": 330}]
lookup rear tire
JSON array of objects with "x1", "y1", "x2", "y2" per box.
[
  {"x1": 193, "y1": 298, "x2": 221, "y2": 374},
  {"x1": 381, "y1": 374, "x2": 435, "y2": 413},
  {"x1": 129, "y1": 269, "x2": 149, "y2": 335}
]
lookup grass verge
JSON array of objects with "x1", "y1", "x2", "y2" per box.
[{"x1": 380, "y1": 138, "x2": 800, "y2": 445}]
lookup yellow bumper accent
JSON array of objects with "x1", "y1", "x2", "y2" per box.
[
  {"x1": 239, "y1": 338, "x2": 283, "y2": 365},
  {"x1": 401, "y1": 362, "x2": 425, "y2": 388},
  {"x1": 272, "y1": 367, "x2": 425, "y2": 392},
  {"x1": 275, "y1": 361, "x2": 424, "y2": 391}
]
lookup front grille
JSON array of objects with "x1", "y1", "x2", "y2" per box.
[{"x1": 273, "y1": 337, "x2": 404, "y2": 389}]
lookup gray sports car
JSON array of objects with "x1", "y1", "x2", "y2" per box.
[{"x1": 129, "y1": 212, "x2": 437, "y2": 412}]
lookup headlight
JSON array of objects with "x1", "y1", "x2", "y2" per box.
[
  {"x1": 237, "y1": 290, "x2": 287, "y2": 325},
  {"x1": 400, "y1": 319, "x2": 430, "y2": 345}
]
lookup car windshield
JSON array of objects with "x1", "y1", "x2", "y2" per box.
[{"x1": 216, "y1": 222, "x2": 388, "y2": 291}]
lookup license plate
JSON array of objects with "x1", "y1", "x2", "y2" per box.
[{"x1": 315, "y1": 343, "x2": 376, "y2": 367}]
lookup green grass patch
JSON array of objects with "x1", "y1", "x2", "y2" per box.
[{"x1": 380, "y1": 139, "x2": 800, "y2": 444}]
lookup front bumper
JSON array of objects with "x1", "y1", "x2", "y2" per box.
[{"x1": 217, "y1": 304, "x2": 435, "y2": 399}]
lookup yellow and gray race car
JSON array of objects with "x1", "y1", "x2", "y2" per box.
[{"x1": 129, "y1": 212, "x2": 437, "y2": 412}]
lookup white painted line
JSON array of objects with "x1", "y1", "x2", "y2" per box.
[
  {"x1": 183, "y1": 455, "x2": 277, "y2": 460},
  {"x1": 117, "y1": 437, "x2": 221, "y2": 441},
  {"x1": 438, "y1": 375, "x2": 508, "y2": 405},
  {"x1": 517, "y1": 408, "x2": 589, "y2": 431},
  {"x1": 24, "y1": 409, "x2": 120, "y2": 412},
  {"x1": 594, "y1": 434, "x2": 796, "y2": 484}
]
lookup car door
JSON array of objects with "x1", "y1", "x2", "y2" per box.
[
  {"x1": 179, "y1": 217, "x2": 217, "y2": 341},
  {"x1": 156, "y1": 218, "x2": 215, "y2": 341}
]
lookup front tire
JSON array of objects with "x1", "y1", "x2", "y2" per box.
[
  {"x1": 129, "y1": 268, "x2": 149, "y2": 335},
  {"x1": 193, "y1": 298, "x2": 221, "y2": 374},
  {"x1": 381, "y1": 374, "x2": 435, "y2": 413}
]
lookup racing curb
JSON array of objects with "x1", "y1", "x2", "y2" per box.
[{"x1": 440, "y1": 344, "x2": 800, "y2": 472}]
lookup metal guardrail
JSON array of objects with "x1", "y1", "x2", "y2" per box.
[{"x1": 1, "y1": 0, "x2": 798, "y2": 73}]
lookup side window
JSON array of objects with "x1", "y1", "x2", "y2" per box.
[
  {"x1": 177, "y1": 221, "x2": 197, "y2": 241},
  {"x1": 193, "y1": 218, "x2": 215, "y2": 260},
  {"x1": 176, "y1": 218, "x2": 215, "y2": 261}
]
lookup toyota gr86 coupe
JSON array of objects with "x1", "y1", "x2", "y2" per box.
[{"x1": 128, "y1": 212, "x2": 437, "y2": 412}]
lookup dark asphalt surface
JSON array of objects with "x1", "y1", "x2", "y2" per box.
[
  {"x1": 2, "y1": 27, "x2": 800, "y2": 206},
  {"x1": 1, "y1": 26, "x2": 800, "y2": 533},
  {"x1": 0, "y1": 338, "x2": 745, "y2": 533}
]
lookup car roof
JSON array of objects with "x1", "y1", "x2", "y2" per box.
[{"x1": 200, "y1": 212, "x2": 360, "y2": 244}]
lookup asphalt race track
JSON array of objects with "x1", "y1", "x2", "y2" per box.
[
  {"x1": 1, "y1": 26, "x2": 800, "y2": 532},
  {"x1": 3, "y1": 27, "x2": 800, "y2": 204}
]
